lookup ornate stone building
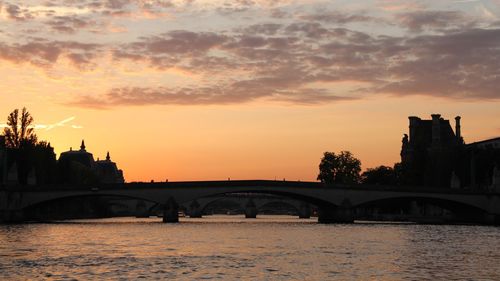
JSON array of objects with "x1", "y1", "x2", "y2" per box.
[
  {"x1": 468, "y1": 137, "x2": 500, "y2": 150},
  {"x1": 58, "y1": 140, "x2": 124, "y2": 184},
  {"x1": 401, "y1": 114, "x2": 499, "y2": 190},
  {"x1": 400, "y1": 114, "x2": 464, "y2": 188},
  {"x1": 95, "y1": 152, "x2": 125, "y2": 184},
  {"x1": 466, "y1": 137, "x2": 500, "y2": 191},
  {"x1": 1, "y1": 138, "x2": 124, "y2": 186}
]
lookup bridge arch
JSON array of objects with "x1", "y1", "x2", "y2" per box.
[
  {"x1": 176, "y1": 188, "x2": 346, "y2": 222},
  {"x1": 22, "y1": 193, "x2": 159, "y2": 221},
  {"x1": 185, "y1": 193, "x2": 311, "y2": 217},
  {"x1": 257, "y1": 200, "x2": 301, "y2": 213},
  {"x1": 4, "y1": 180, "x2": 499, "y2": 224},
  {"x1": 197, "y1": 197, "x2": 244, "y2": 215},
  {"x1": 179, "y1": 189, "x2": 338, "y2": 208},
  {"x1": 354, "y1": 195, "x2": 494, "y2": 223}
]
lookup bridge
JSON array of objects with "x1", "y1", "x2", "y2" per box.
[
  {"x1": 181, "y1": 194, "x2": 312, "y2": 219},
  {"x1": 1, "y1": 180, "x2": 500, "y2": 224}
]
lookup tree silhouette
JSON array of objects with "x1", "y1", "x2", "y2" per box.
[
  {"x1": 3, "y1": 107, "x2": 37, "y2": 148},
  {"x1": 317, "y1": 151, "x2": 361, "y2": 184},
  {"x1": 361, "y1": 165, "x2": 396, "y2": 185},
  {"x1": 1, "y1": 107, "x2": 58, "y2": 185}
]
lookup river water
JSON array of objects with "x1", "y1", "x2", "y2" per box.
[{"x1": 1, "y1": 216, "x2": 499, "y2": 280}]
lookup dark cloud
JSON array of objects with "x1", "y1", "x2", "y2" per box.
[
  {"x1": 45, "y1": 15, "x2": 95, "y2": 33},
  {"x1": 97, "y1": 0, "x2": 173, "y2": 18},
  {"x1": 114, "y1": 30, "x2": 228, "y2": 69},
  {"x1": 45, "y1": 0, "x2": 138, "y2": 10},
  {"x1": 300, "y1": 11, "x2": 376, "y2": 24},
  {"x1": 85, "y1": 24, "x2": 500, "y2": 107},
  {"x1": 30, "y1": 0, "x2": 173, "y2": 20},
  {"x1": 0, "y1": 40, "x2": 101, "y2": 68},
  {"x1": 71, "y1": 82, "x2": 354, "y2": 108},
  {"x1": 1, "y1": 3, "x2": 498, "y2": 107},
  {"x1": 378, "y1": 28, "x2": 500, "y2": 99},
  {"x1": 4, "y1": 3, "x2": 34, "y2": 21},
  {"x1": 238, "y1": 23, "x2": 283, "y2": 36},
  {"x1": 105, "y1": 0, "x2": 130, "y2": 9},
  {"x1": 216, "y1": 1, "x2": 252, "y2": 15},
  {"x1": 396, "y1": 10, "x2": 473, "y2": 33},
  {"x1": 284, "y1": 22, "x2": 332, "y2": 39},
  {"x1": 146, "y1": 31, "x2": 227, "y2": 54},
  {"x1": 270, "y1": 8, "x2": 288, "y2": 19}
]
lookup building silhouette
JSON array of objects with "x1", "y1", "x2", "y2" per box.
[
  {"x1": 401, "y1": 114, "x2": 500, "y2": 190},
  {"x1": 1, "y1": 138, "x2": 124, "y2": 186},
  {"x1": 58, "y1": 140, "x2": 95, "y2": 168},
  {"x1": 467, "y1": 137, "x2": 500, "y2": 191},
  {"x1": 95, "y1": 152, "x2": 125, "y2": 184},
  {"x1": 468, "y1": 137, "x2": 500, "y2": 150},
  {"x1": 58, "y1": 140, "x2": 124, "y2": 184}
]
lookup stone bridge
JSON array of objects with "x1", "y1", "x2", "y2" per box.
[
  {"x1": 182, "y1": 194, "x2": 312, "y2": 219},
  {"x1": 1, "y1": 180, "x2": 499, "y2": 224}
]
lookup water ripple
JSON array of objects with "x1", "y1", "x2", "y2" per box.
[{"x1": 1, "y1": 216, "x2": 500, "y2": 280}]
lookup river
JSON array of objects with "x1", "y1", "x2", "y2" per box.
[{"x1": 1, "y1": 216, "x2": 499, "y2": 280}]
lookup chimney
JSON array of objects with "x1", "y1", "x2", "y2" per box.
[
  {"x1": 455, "y1": 116, "x2": 461, "y2": 140},
  {"x1": 431, "y1": 114, "x2": 441, "y2": 146}
]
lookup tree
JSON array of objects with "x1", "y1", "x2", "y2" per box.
[
  {"x1": 2, "y1": 107, "x2": 37, "y2": 148},
  {"x1": 361, "y1": 165, "x2": 396, "y2": 185},
  {"x1": 317, "y1": 151, "x2": 361, "y2": 184},
  {"x1": 1, "y1": 108, "x2": 58, "y2": 185}
]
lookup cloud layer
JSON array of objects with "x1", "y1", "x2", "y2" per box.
[{"x1": 1, "y1": 1, "x2": 500, "y2": 107}]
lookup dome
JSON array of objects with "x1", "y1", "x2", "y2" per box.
[{"x1": 58, "y1": 140, "x2": 95, "y2": 168}]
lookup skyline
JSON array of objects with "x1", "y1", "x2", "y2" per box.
[{"x1": 1, "y1": 0, "x2": 500, "y2": 181}]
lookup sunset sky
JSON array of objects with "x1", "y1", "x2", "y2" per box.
[{"x1": 1, "y1": 0, "x2": 499, "y2": 182}]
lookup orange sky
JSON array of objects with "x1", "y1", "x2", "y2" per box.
[{"x1": 1, "y1": 1, "x2": 500, "y2": 182}]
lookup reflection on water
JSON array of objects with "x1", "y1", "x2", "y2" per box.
[{"x1": 1, "y1": 216, "x2": 500, "y2": 280}]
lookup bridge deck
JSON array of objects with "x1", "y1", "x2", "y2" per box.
[{"x1": 1, "y1": 180, "x2": 497, "y2": 195}]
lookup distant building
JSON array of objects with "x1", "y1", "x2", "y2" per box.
[
  {"x1": 59, "y1": 140, "x2": 95, "y2": 169},
  {"x1": 467, "y1": 137, "x2": 500, "y2": 150},
  {"x1": 466, "y1": 137, "x2": 500, "y2": 191},
  {"x1": 401, "y1": 114, "x2": 500, "y2": 190},
  {"x1": 95, "y1": 152, "x2": 124, "y2": 184},
  {"x1": 58, "y1": 140, "x2": 124, "y2": 184},
  {"x1": 401, "y1": 114, "x2": 463, "y2": 163},
  {"x1": 400, "y1": 114, "x2": 464, "y2": 188}
]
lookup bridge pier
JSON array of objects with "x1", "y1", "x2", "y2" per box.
[
  {"x1": 480, "y1": 214, "x2": 499, "y2": 225},
  {"x1": 298, "y1": 202, "x2": 311, "y2": 219},
  {"x1": 493, "y1": 215, "x2": 500, "y2": 226},
  {"x1": 0, "y1": 209, "x2": 26, "y2": 223},
  {"x1": 162, "y1": 197, "x2": 179, "y2": 223},
  {"x1": 36, "y1": 203, "x2": 57, "y2": 221},
  {"x1": 245, "y1": 199, "x2": 257, "y2": 218},
  {"x1": 0, "y1": 191, "x2": 27, "y2": 223},
  {"x1": 457, "y1": 213, "x2": 500, "y2": 225},
  {"x1": 135, "y1": 200, "x2": 150, "y2": 218},
  {"x1": 188, "y1": 200, "x2": 203, "y2": 218},
  {"x1": 318, "y1": 199, "x2": 354, "y2": 224}
]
